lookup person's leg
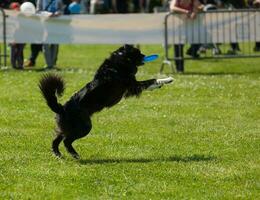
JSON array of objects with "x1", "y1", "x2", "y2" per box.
[
  {"x1": 227, "y1": 43, "x2": 240, "y2": 54},
  {"x1": 117, "y1": 0, "x2": 129, "y2": 13},
  {"x1": 90, "y1": 1, "x2": 97, "y2": 14},
  {"x1": 10, "y1": 44, "x2": 17, "y2": 68},
  {"x1": 187, "y1": 44, "x2": 200, "y2": 58},
  {"x1": 132, "y1": 0, "x2": 140, "y2": 12},
  {"x1": 25, "y1": 44, "x2": 42, "y2": 67},
  {"x1": 52, "y1": 44, "x2": 59, "y2": 66},
  {"x1": 231, "y1": 43, "x2": 240, "y2": 51},
  {"x1": 17, "y1": 44, "x2": 25, "y2": 69},
  {"x1": 254, "y1": 42, "x2": 260, "y2": 51},
  {"x1": 174, "y1": 44, "x2": 184, "y2": 72},
  {"x1": 43, "y1": 44, "x2": 53, "y2": 68}
]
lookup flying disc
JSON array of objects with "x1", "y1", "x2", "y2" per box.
[{"x1": 143, "y1": 54, "x2": 159, "y2": 62}]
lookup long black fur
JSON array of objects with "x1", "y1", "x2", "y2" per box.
[{"x1": 39, "y1": 45, "x2": 157, "y2": 159}]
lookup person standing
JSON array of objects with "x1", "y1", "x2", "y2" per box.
[
  {"x1": 36, "y1": 0, "x2": 64, "y2": 69},
  {"x1": 248, "y1": 0, "x2": 260, "y2": 51},
  {"x1": 9, "y1": 2, "x2": 26, "y2": 69},
  {"x1": 112, "y1": 0, "x2": 129, "y2": 13},
  {"x1": 24, "y1": 44, "x2": 43, "y2": 67},
  {"x1": 170, "y1": 0, "x2": 203, "y2": 72},
  {"x1": 0, "y1": 0, "x2": 11, "y2": 8},
  {"x1": 22, "y1": 0, "x2": 43, "y2": 68},
  {"x1": 224, "y1": 0, "x2": 246, "y2": 54}
]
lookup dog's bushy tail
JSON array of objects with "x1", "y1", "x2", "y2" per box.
[{"x1": 39, "y1": 74, "x2": 65, "y2": 114}]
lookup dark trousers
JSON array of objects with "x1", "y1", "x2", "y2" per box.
[
  {"x1": 115, "y1": 0, "x2": 128, "y2": 13},
  {"x1": 29, "y1": 44, "x2": 42, "y2": 64},
  {"x1": 230, "y1": 43, "x2": 240, "y2": 51},
  {"x1": 43, "y1": 44, "x2": 59, "y2": 68},
  {"x1": 187, "y1": 44, "x2": 201, "y2": 57},
  {"x1": 10, "y1": 43, "x2": 25, "y2": 69}
]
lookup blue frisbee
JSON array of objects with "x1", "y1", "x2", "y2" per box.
[{"x1": 143, "y1": 54, "x2": 159, "y2": 62}]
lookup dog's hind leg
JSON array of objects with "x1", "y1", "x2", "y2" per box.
[
  {"x1": 64, "y1": 121, "x2": 92, "y2": 159},
  {"x1": 52, "y1": 134, "x2": 64, "y2": 157},
  {"x1": 63, "y1": 137, "x2": 80, "y2": 159}
]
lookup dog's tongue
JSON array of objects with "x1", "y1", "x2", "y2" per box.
[{"x1": 143, "y1": 54, "x2": 159, "y2": 62}]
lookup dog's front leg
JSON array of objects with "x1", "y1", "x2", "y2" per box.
[
  {"x1": 146, "y1": 77, "x2": 174, "y2": 91},
  {"x1": 125, "y1": 79, "x2": 156, "y2": 97},
  {"x1": 125, "y1": 77, "x2": 173, "y2": 97},
  {"x1": 136, "y1": 79, "x2": 158, "y2": 91}
]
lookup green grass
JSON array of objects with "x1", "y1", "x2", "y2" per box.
[{"x1": 0, "y1": 44, "x2": 259, "y2": 199}]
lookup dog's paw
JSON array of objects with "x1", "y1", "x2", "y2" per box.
[
  {"x1": 72, "y1": 153, "x2": 80, "y2": 160},
  {"x1": 147, "y1": 83, "x2": 162, "y2": 90}
]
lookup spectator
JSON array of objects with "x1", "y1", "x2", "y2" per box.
[
  {"x1": 198, "y1": 0, "x2": 223, "y2": 55},
  {"x1": 24, "y1": 44, "x2": 43, "y2": 67},
  {"x1": 185, "y1": 0, "x2": 205, "y2": 58},
  {"x1": 132, "y1": 0, "x2": 144, "y2": 12},
  {"x1": 248, "y1": 0, "x2": 260, "y2": 7},
  {"x1": 24, "y1": 0, "x2": 43, "y2": 68},
  {"x1": 223, "y1": 0, "x2": 246, "y2": 8},
  {"x1": 79, "y1": 0, "x2": 89, "y2": 13},
  {"x1": 0, "y1": 0, "x2": 11, "y2": 9},
  {"x1": 62, "y1": 0, "x2": 71, "y2": 14},
  {"x1": 9, "y1": 2, "x2": 26, "y2": 70},
  {"x1": 36, "y1": 0, "x2": 64, "y2": 69},
  {"x1": 112, "y1": 0, "x2": 129, "y2": 13},
  {"x1": 128, "y1": 0, "x2": 152, "y2": 13},
  {"x1": 170, "y1": 0, "x2": 203, "y2": 72},
  {"x1": 90, "y1": 0, "x2": 112, "y2": 14},
  {"x1": 224, "y1": 0, "x2": 246, "y2": 54},
  {"x1": 248, "y1": 0, "x2": 260, "y2": 51},
  {"x1": 148, "y1": 0, "x2": 163, "y2": 12}
]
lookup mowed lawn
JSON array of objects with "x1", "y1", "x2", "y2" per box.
[{"x1": 0, "y1": 45, "x2": 259, "y2": 199}]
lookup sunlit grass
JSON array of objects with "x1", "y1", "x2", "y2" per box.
[{"x1": 0, "y1": 44, "x2": 259, "y2": 199}]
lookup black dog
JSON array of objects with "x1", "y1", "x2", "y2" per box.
[{"x1": 39, "y1": 45, "x2": 173, "y2": 159}]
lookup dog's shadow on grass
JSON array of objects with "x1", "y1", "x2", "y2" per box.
[{"x1": 78, "y1": 154, "x2": 216, "y2": 165}]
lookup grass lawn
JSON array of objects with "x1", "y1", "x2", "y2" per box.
[{"x1": 0, "y1": 44, "x2": 259, "y2": 199}]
